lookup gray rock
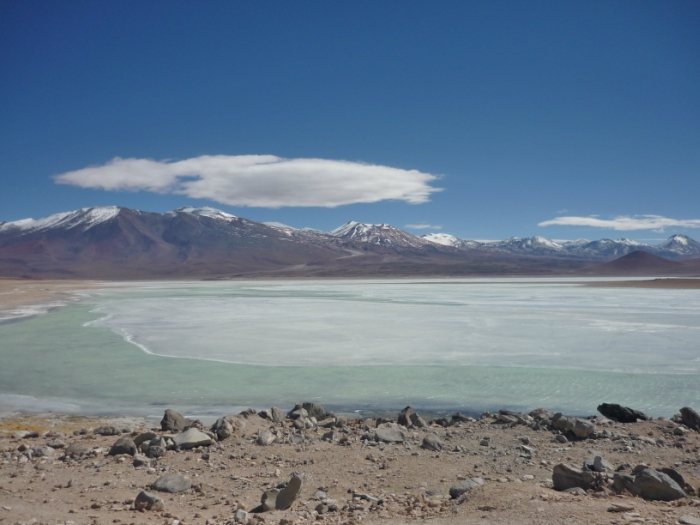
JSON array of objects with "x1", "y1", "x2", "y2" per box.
[
  {"x1": 551, "y1": 413, "x2": 570, "y2": 431},
  {"x1": 563, "y1": 487, "x2": 587, "y2": 495},
  {"x1": 211, "y1": 418, "x2": 233, "y2": 440},
  {"x1": 421, "y1": 434, "x2": 443, "y2": 451},
  {"x1": 397, "y1": 406, "x2": 427, "y2": 428},
  {"x1": 64, "y1": 443, "x2": 90, "y2": 458},
  {"x1": 552, "y1": 463, "x2": 598, "y2": 491},
  {"x1": 629, "y1": 468, "x2": 687, "y2": 501},
  {"x1": 498, "y1": 414, "x2": 518, "y2": 424},
  {"x1": 593, "y1": 455, "x2": 613, "y2": 473},
  {"x1": 152, "y1": 474, "x2": 192, "y2": 493},
  {"x1": 569, "y1": 418, "x2": 595, "y2": 439},
  {"x1": 234, "y1": 509, "x2": 249, "y2": 523},
  {"x1": 173, "y1": 428, "x2": 212, "y2": 450},
  {"x1": 612, "y1": 472, "x2": 636, "y2": 494},
  {"x1": 147, "y1": 445, "x2": 165, "y2": 458},
  {"x1": 257, "y1": 430, "x2": 276, "y2": 446},
  {"x1": 680, "y1": 407, "x2": 700, "y2": 431},
  {"x1": 288, "y1": 407, "x2": 308, "y2": 420},
  {"x1": 134, "y1": 432, "x2": 157, "y2": 448},
  {"x1": 46, "y1": 439, "x2": 65, "y2": 449},
  {"x1": 160, "y1": 409, "x2": 192, "y2": 432},
  {"x1": 275, "y1": 474, "x2": 302, "y2": 510},
  {"x1": 108, "y1": 436, "x2": 137, "y2": 456},
  {"x1": 322, "y1": 430, "x2": 338, "y2": 442},
  {"x1": 452, "y1": 412, "x2": 473, "y2": 423},
  {"x1": 315, "y1": 503, "x2": 329, "y2": 515},
  {"x1": 375, "y1": 424, "x2": 405, "y2": 443},
  {"x1": 679, "y1": 516, "x2": 700, "y2": 525},
  {"x1": 659, "y1": 467, "x2": 685, "y2": 488},
  {"x1": 270, "y1": 407, "x2": 285, "y2": 423},
  {"x1": 449, "y1": 478, "x2": 482, "y2": 499},
  {"x1": 132, "y1": 454, "x2": 152, "y2": 467},
  {"x1": 261, "y1": 488, "x2": 280, "y2": 511},
  {"x1": 94, "y1": 425, "x2": 120, "y2": 436},
  {"x1": 299, "y1": 402, "x2": 327, "y2": 421},
  {"x1": 555, "y1": 434, "x2": 568, "y2": 444},
  {"x1": 289, "y1": 434, "x2": 305, "y2": 445},
  {"x1": 32, "y1": 446, "x2": 55, "y2": 457},
  {"x1": 258, "y1": 409, "x2": 273, "y2": 421},
  {"x1": 134, "y1": 490, "x2": 164, "y2": 511}
]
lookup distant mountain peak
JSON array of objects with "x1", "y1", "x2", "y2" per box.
[{"x1": 331, "y1": 221, "x2": 429, "y2": 248}]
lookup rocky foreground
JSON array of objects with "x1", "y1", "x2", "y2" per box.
[{"x1": 1, "y1": 404, "x2": 700, "y2": 525}]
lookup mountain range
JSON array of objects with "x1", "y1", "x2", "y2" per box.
[{"x1": 1, "y1": 206, "x2": 699, "y2": 279}]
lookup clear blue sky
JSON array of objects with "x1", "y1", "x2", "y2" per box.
[{"x1": 1, "y1": 1, "x2": 698, "y2": 241}]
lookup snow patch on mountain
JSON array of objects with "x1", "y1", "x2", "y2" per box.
[
  {"x1": 422, "y1": 233, "x2": 461, "y2": 246},
  {"x1": 175, "y1": 206, "x2": 237, "y2": 221}
]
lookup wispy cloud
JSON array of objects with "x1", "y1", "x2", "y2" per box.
[
  {"x1": 54, "y1": 155, "x2": 443, "y2": 208},
  {"x1": 405, "y1": 223, "x2": 442, "y2": 230},
  {"x1": 539, "y1": 215, "x2": 700, "y2": 231}
]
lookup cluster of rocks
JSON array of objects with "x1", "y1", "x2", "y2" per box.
[{"x1": 549, "y1": 404, "x2": 700, "y2": 502}]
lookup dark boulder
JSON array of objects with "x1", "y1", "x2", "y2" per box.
[
  {"x1": 680, "y1": 407, "x2": 700, "y2": 431},
  {"x1": 160, "y1": 409, "x2": 193, "y2": 432},
  {"x1": 629, "y1": 468, "x2": 687, "y2": 501},
  {"x1": 597, "y1": 403, "x2": 648, "y2": 423}
]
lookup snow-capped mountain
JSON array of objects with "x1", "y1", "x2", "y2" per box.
[
  {"x1": 656, "y1": 234, "x2": 700, "y2": 257},
  {"x1": 1, "y1": 205, "x2": 699, "y2": 279},
  {"x1": 0, "y1": 206, "x2": 122, "y2": 235},
  {"x1": 489, "y1": 236, "x2": 566, "y2": 256},
  {"x1": 331, "y1": 221, "x2": 431, "y2": 249}
]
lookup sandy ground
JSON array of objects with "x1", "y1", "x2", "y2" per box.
[
  {"x1": 0, "y1": 409, "x2": 699, "y2": 525},
  {"x1": 583, "y1": 279, "x2": 700, "y2": 289},
  {"x1": 0, "y1": 279, "x2": 101, "y2": 317}
]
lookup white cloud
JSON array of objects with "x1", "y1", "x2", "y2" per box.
[
  {"x1": 405, "y1": 223, "x2": 442, "y2": 230},
  {"x1": 539, "y1": 215, "x2": 700, "y2": 231},
  {"x1": 54, "y1": 155, "x2": 442, "y2": 208}
]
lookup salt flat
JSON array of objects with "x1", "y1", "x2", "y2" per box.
[{"x1": 1, "y1": 279, "x2": 699, "y2": 418}]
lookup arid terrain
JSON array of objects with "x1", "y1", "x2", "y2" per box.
[{"x1": 1, "y1": 404, "x2": 700, "y2": 525}]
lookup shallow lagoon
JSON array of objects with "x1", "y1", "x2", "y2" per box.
[{"x1": 1, "y1": 279, "x2": 699, "y2": 419}]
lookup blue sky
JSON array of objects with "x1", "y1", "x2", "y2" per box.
[{"x1": 1, "y1": 1, "x2": 699, "y2": 242}]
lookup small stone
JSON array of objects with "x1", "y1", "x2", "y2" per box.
[
  {"x1": 133, "y1": 490, "x2": 164, "y2": 511},
  {"x1": 173, "y1": 428, "x2": 212, "y2": 449},
  {"x1": 234, "y1": 509, "x2": 249, "y2": 523},
  {"x1": 608, "y1": 503, "x2": 636, "y2": 513},
  {"x1": 421, "y1": 434, "x2": 443, "y2": 452},
  {"x1": 257, "y1": 430, "x2": 276, "y2": 446},
  {"x1": 449, "y1": 478, "x2": 482, "y2": 499},
  {"x1": 108, "y1": 436, "x2": 137, "y2": 456}
]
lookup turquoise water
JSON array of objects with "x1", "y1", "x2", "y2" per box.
[{"x1": 1, "y1": 279, "x2": 699, "y2": 419}]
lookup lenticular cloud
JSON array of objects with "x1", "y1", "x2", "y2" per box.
[{"x1": 54, "y1": 155, "x2": 442, "y2": 208}]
